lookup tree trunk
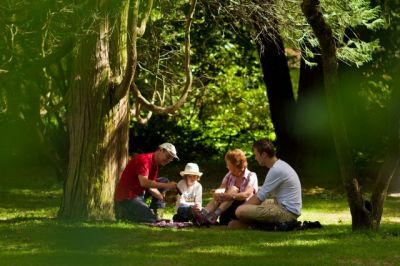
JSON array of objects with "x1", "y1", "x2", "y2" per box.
[
  {"x1": 59, "y1": 10, "x2": 129, "y2": 220},
  {"x1": 370, "y1": 62, "x2": 400, "y2": 229},
  {"x1": 302, "y1": 0, "x2": 372, "y2": 230},
  {"x1": 257, "y1": 30, "x2": 297, "y2": 165}
]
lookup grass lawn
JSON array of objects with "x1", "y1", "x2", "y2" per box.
[{"x1": 0, "y1": 166, "x2": 399, "y2": 266}]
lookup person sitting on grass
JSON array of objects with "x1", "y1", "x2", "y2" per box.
[
  {"x1": 192, "y1": 149, "x2": 258, "y2": 225},
  {"x1": 172, "y1": 163, "x2": 203, "y2": 222},
  {"x1": 228, "y1": 138, "x2": 302, "y2": 230}
]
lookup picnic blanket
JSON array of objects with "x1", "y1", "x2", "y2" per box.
[
  {"x1": 144, "y1": 219, "x2": 193, "y2": 229},
  {"x1": 144, "y1": 219, "x2": 322, "y2": 230}
]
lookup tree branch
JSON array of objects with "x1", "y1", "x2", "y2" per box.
[
  {"x1": 114, "y1": 0, "x2": 139, "y2": 103},
  {"x1": 132, "y1": 0, "x2": 197, "y2": 114},
  {"x1": 137, "y1": 0, "x2": 153, "y2": 37},
  {"x1": 131, "y1": 101, "x2": 153, "y2": 124}
]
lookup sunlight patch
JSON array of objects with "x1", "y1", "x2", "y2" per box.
[
  {"x1": 190, "y1": 246, "x2": 261, "y2": 256},
  {"x1": 7, "y1": 189, "x2": 61, "y2": 197},
  {"x1": 303, "y1": 186, "x2": 328, "y2": 195},
  {"x1": 0, "y1": 208, "x2": 58, "y2": 220},
  {"x1": 259, "y1": 239, "x2": 333, "y2": 247},
  {"x1": 147, "y1": 241, "x2": 181, "y2": 248},
  {"x1": 382, "y1": 216, "x2": 400, "y2": 223},
  {"x1": 300, "y1": 210, "x2": 351, "y2": 225}
]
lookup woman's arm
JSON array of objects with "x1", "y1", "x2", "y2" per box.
[{"x1": 232, "y1": 185, "x2": 254, "y2": 201}]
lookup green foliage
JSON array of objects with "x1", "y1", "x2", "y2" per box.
[
  {"x1": 0, "y1": 0, "x2": 78, "y2": 168},
  {"x1": 338, "y1": 39, "x2": 381, "y2": 67},
  {"x1": 275, "y1": 0, "x2": 384, "y2": 66},
  {"x1": 132, "y1": 1, "x2": 275, "y2": 158},
  {"x1": 176, "y1": 42, "x2": 274, "y2": 156},
  {"x1": 1, "y1": 0, "x2": 396, "y2": 185},
  {"x1": 336, "y1": 0, "x2": 400, "y2": 180},
  {"x1": 202, "y1": 0, "x2": 384, "y2": 67}
]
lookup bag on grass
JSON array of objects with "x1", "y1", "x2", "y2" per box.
[{"x1": 253, "y1": 220, "x2": 322, "y2": 231}]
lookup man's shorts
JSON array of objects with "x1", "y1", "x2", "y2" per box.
[{"x1": 240, "y1": 199, "x2": 298, "y2": 223}]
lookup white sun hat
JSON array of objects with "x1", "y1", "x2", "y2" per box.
[
  {"x1": 180, "y1": 163, "x2": 203, "y2": 177},
  {"x1": 159, "y1": 142, "x2": 179, "y2": 160}
]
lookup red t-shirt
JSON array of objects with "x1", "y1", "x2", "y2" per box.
[{"x1": 114, "y1": 152, "x2": 159, "y2": 201}]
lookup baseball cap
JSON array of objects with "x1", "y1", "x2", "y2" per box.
[{"x1": 159, "y1": 143, "x2": 179, "y2": 160}]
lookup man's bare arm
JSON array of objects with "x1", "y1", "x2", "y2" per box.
[
  {"x1": 138, "y1": 175, "x2": 177, "y2": 190},
  {"x1": 243, "y1": 194, "x2": 262, "y2": 205}
]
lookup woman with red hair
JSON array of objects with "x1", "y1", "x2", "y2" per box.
[{"x1": 193, "y1": 149, "x2": 258, "y2": 225}]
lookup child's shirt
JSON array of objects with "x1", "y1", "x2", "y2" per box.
[{"x1": 176, "y1": 179, "x2": 202, "y2": 209}]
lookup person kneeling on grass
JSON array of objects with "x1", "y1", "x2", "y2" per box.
[
  {"x1": 192, "y1": 149, "x2": 258, "y2": 226},
  {"x1": 114, "y1": 143, "x2": 179, "y2": 223},
  {"x1": 228, "y1": 139, "x2": 302, "y2": 229},
  {"x1": 172, "y1": 163, "x2": 203, "y2": 222}
]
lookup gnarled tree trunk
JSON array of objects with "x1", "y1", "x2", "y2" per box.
[{"x1": 59, "y1": 3, "x2": 130, "y2": 220}]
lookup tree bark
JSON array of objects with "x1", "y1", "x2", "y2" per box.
[
  {"x1": 59, "y1": 7, "x2": 129, "y2": 220},
  {"x1": 302, "y1": 0, "x2": 372, "y2": 230}
]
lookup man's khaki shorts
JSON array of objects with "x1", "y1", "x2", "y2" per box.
[{"x1": 240, "y1": 199, "x2": 297, "y2": 223}]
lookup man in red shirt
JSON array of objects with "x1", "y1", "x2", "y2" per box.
[{"x1": 114, "y1": 143, "x2": 179, "y2": 222}]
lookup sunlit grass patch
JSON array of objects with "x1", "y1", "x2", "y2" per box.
[
  {"x1": 0, "y1": 185, "x2": 61, "y2": 221},
  {"x1": 300, "y1": 210, "x2": 352, "y2": 225},
  {"x1": 0, "y1": 208, "x2": 59, "y2": 221},
  {"x1": 7, "y1": 188, "x2": 62, "y2": 198}
]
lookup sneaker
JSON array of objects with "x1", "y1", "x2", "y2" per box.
[
  {"x1": 190, "y1": 207, "x2": 209, "y2": 226},
  {"x1": 205, "y1": 212, "x2": 217, "y2": 225},
  {"x1": 301, "y1": 221, "x2": 322, "y2": 230}
]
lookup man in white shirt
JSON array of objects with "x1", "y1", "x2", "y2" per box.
[{"x1": 228, "y1": 138, "x2": 302, "y2": 229}]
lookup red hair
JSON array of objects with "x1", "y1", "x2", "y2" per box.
[{"x1": 224, "y1": 149, "x2": 247, "y2": 170}]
